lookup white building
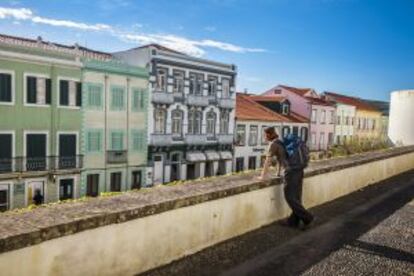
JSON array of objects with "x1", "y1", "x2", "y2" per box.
[
  {"x1": 114, "y1": 44, "x2": 237, "y2": 185},
  {"x1": 389, "y1": 90, "x2": 414, "y2": 146},
  {"x1": 324, "y1": 92, "x2": 357, "y2": 144},
  {"x1": 234, "y1": 94, "x2": 309, "y2": 172}
]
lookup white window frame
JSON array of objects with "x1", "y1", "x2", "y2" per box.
[
  {"x1": 0, "y1": 182, "x2": 12, "y2": 211},
  {"x1": 320, "y1": 110, "x2": 326, "y2": 124},
  {"x1": 23, "y1": 72, "x2": 51, "y2": 108},
  {"x1": 311, "y1": 109, "x2": 317, "y2": 123},
  {"x1": 57, "y1": 76, "x2": 81, "y2": 109},
  {"x1": 0, "y1": 69, "x2": 15, "y2": 106},
  {"x1": 208, "y1": 75, "x2": 218, "y2": 97},
  {"x1": 23, "y1": 130, "x2": 49, "y2": 158},
  {"x1": 221, "y1": 78, "x2": 230, "y2": 98},
  {"x1": 154, "y1": 108, "x2": 167, "y2": 134},
  {"x1": 156, "y1": 68, "x2": 168, "y2": 91},
  {"x1": 206, "y1": 111, "x2": 216, "y2": 135},
  {"x1": 56, "y1": 175, "x2": 78, "y2": 201},
  {"x1": 24, "y1": 177, "x2": 47, "y2": 206},
  {"x1": 0, "y1": 130, "x2": 15, "y2": 162},
  {"x1": 173, "y1": 70, "x2": 185, "y2": 94},
  {"x1": 56, "y1": 131, "x2": 79, "y2": 169},
  {"x1": 249, "y1": 125, "x2": 258, "y2": 146},
  {"x1": 171, "y1": 109, "x2": 183, "y2": 136}
]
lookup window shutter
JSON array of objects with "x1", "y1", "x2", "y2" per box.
[
  {"x1": 27, "y1": 76, "x2": 37, "y2": 104},
  {"x1": 45, "y1": 78, "x2": 52, "y2": 104},
  {"x1": 76, "y1": 82, "x2": 82, "y2": 107},
  {"x1": 60, "y1": 80, "x2": 69, "y2": 106}
]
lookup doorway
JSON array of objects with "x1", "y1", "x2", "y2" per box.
[
  {"x1": 205, "y1": 161, "x2": 214, "y2": 177},
  {"x1": 153, "y1": 155, "x2": 164, "y2": 185},
  {"x1": 27, "y1": 180, "x2": 44, "y2": 205},
  {"x1": 59, "y1": 134, "x2": 77, "y2": 169},
  {"x1": 187, "y1": 163, "x2": 196, "y2": 180},
  {"x1": 59, "y1": 178, "x2": 74, "y2": 200}
]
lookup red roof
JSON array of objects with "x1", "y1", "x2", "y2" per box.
[
  {"x1": 236, "y1": 93, "x2": 308, "y2": 123},
  {"x1": 248, "y1": 95, "x2": 287, "y2": 102},
  {"x1": 278, "y1": 85, "x2": 314, "y2": 97},
  {"x1": 324, "y1": 92, "x2": 379, "y2": 111},
  {"x1": 305, "y1": 96, "x2": 335, "y2": 107}
]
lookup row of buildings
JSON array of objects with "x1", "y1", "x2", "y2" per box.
[{"x1": 0, "y1": 33, "x2": 388, "y2": 211}]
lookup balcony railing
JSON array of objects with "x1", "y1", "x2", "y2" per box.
[
  {"x1": 0, "y1": 155, "x2": 83, "y2": 174},
  {"x1": 106, "y1": 151, "x2": 128, "y2": 164},
  {"x1": 186, "y1": 95, "x2": 209, "y2": 107},
  {"x1": 185, "y1": 134, "x2": 208, "y2": 144},
  {"x1": 218, "y1": 98, "x2": 235, "y2": 109},
  {"x1": 151, "y1": 134, "x2": 173, "y2": 146},
  {"x1": 217, "y1": 134, "x2": 234, "y2": 144},
  {"x1": 152, "y1": 91, "x2": 174, "y2": 104}
]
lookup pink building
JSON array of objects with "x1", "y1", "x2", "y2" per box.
[{"x1": 263, "y1": 85, "x2": 336, "y2": 151}]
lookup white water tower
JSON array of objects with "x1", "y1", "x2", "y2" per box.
[{"x1": 388, "y1": 90, "x2": 414, "y2": 145}]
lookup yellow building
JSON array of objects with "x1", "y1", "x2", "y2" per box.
[{"x1": 353, "y1": 101, "x2": 382, "y2": 141}]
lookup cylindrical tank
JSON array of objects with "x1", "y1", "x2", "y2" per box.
[{"x1": 388, "y1": 90, "x2": 414, "y2": 145}]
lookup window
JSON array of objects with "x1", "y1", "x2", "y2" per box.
[
  {"x1": 86, "y1": 130, "x2": 102, "y2": 152},
  {"x1": 236, "y1": 125, "x2": 246, "y2": 146},
  {"x1": 220, "y1": 110, "x2": 230, "y2": 134},
  {"x1": 330, "y1": 111, "x2": 335, "y2": 124},
  {"x1": 362, "y1": 118, "x2": 366, "y2": 130},
  {"x1": 311, "y1": 132, "x2": 316, "y2": 145},
  {"x1": 86, "y1": 84, "x2": 102, "y2": 109},
  {"x1": 206, "y1": 111, "x2": 216, "y2": 135},
  {"x1": 59, "y1": 179, "x2": 74, "y2": 201},
  {"x1": 86, "y1": 174, "x2": 99, "y2": 197},
  {"x1": 26, "y1": 75, "x2": 51, "y2": 105},
  {"x1": 311, "y1": 109, "x2": 317, "y2": 123},
  {"x1": 235, "y1": 157, "x2": 244, "y2": 172},
  {"x1": 282, "y1": 126, "x2": 290, "y2": 138},
  {"x1": 0, "y1": 72, "x2": 13, "y2": 103},
  {"x1": 111, "y1": 131, "x2": 124, "y2": 151},
  {"x1": 248, "y1": 156, "x2": 256, "y2": 170},
  {"x1": 111, "y1": 86, "x2": 125, "y2": 110},
  {"x1": 156, "y1": 68, "x2": 167, "y2": 91},
  {"x1": 0, "y1": 134, "x2": 12, "y2": 173},
  {"x1": 172, "y1": 70, "x2": 185, "y2": 93},
  {"x1": 132, "y1": 130, "x2": 145, "y2": 151},
  {"x1": 300, "y1": 127, "x2": 309, "y2": 142},
  {"x1": 189, "y1": 73, "x2": 203, "y2": 95},
  {"x1": 282, "y1": 104, "x2": 290, "y2": 115},
  {"x1": 25, "y1": 133, "x2": 47, "y2": 171},
  {"x1": 188, "y1": 110, "x2": 202, "y2": 134},
  {"x1": 110, "y1": 172, "x2": 122, "y2": 192},
  {"x1": 131, "y1": 171, "x2": 142, "y2": 190},
  {"x1": 132, "y1": 88, "x2": 145, "y2": 111},
  {"x1": 320, "y1": 110, "x2": 326, "y2": 124},
  {"x1": 249, "y1": 126, "x2": 258, "y2": 146},
  {"x1": 59, "y1": 79, "x2": 81, "y2": 107},
  {"x1": 261, "y1": 126, "x2": 268, "y2": 145},
  {"x1": 328, "y1": 133, "x2": 334, "y2": 145},
  {"x1": 0, "y1": 184, "x2": 9, "y2": 212},
  {"x1": 171, "y1": 109, "x2": 183, "y2": 136},
  {"x1": 337, "y1": 115, "x2": 341, "y2": 125},
  {"x1": 222, "y1": 78, "x2": 230, "y2": 98},
  {"x1": 208, "y1": 76, "x2": 218, "y2": 96},
  {"x1": 319, "y1": 132, "x2": 325, "y2": 147},
  {"x1": 154, "y1": 108, "x2": 166, "y2": 134},
  {"x1": 372, "y1": 119, "x2": 376, "y2": 130}
]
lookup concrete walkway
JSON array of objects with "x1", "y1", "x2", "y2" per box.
[{"x1": 142, "y1": 170, "x2": 414, "y2": 276}]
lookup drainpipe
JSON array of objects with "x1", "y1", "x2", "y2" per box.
[
  {"x1": 104, "y1": 74, "x2": 108, "y2": 192},
  {"x1": 126, "y1": 77, "x2": 130, "y2": 189}
]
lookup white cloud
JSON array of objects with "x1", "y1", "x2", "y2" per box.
[{"x1": 0, "y1": 6, "x2": 266, "y2": 57}]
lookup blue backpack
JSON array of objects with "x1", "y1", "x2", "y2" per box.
[{"x1": 281, "y1": 134, "x2": 309, "y2": 169}]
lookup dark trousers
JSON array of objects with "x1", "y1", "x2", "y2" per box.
[{"x1": 284, "y1": 169, "x2": 313, "y2": 225}]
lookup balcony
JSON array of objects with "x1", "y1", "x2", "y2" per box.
[
  {"x1": 217, "y1": 134, "x2": 234, "y2": 144},
  {"x1": 151, "y1": 134, "x2": 173, "y2": 146},
  {"x1": 185, "y1": 134, "x2": 207, "y2": 145},
  {"x1": 218, "y1": 98, "x2": 235, "y2": 109},
  {"x1": 186, "y1": 95, "x2": 209, "y2": 107},
  {"x1": 106, "y1": 151, "x2": 127, "y2": 164},
  {"x1": 152, "y1": 91, "x2": 174, "y2": 104},
  {"x1": 0, "y1": 155, "x2": 83, "y2": 174},
  {"x1": 173, "y1": 92, "x2": 185, "y2": 102}
]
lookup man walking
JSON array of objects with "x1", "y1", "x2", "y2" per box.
[{"x1": 259, "y1": 127, "x2": 314, "y2": 229}]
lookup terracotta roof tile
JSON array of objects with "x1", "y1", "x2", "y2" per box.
[
  {"x1": 278, "y1": 85, "x2": 313, "y2": 97},
  {"x1": 324, "y1": 92, "x2": 380, "y2": 111}
]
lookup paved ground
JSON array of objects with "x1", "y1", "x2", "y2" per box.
[{"x1": 142, "y1": 170, "x2": 414, "y2": 276}]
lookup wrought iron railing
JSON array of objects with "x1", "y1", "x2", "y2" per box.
[{"x1": 0, "y1": 155, "x2": 83, "y2": 174}]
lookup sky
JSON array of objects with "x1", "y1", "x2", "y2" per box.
[{"x1": 1, "y1": 0, "x2": 414, "y2": 101}]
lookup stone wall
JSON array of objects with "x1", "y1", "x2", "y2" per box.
[{"x1": 0, "y1": 146, "x2": 414, "y2": 276}]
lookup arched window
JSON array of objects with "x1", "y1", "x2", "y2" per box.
[
  {"x1": 154, "y1": 108, "x2": 166, "y2": 134},
  {"x1": 171, "y1": 109, "x2": 183, "y2": 135},
  {"x1": 220, "y1": 110, "x2": 230, "y2": 134},
  {"x1": 206, "y1": 111, "x2": 216, "y2": 135},
  {"x1": 188, "y1": 110, "x2": 202, "y2": 134},
  {"x1": 282, "y1": 126, "x2": 290, "y2": 139},
  {"x1": 300, "y1": 127, "x2": 309, "y2": 142}
]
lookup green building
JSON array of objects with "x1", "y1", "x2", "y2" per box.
[{"x1": 0, "y1": 34, "x2": 149, "y2": 211}]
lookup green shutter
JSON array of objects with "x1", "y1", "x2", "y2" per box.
[
  {"x1": 111, "y1": 86, "x2": 125, "y2": 111},
  {"x1": 86, "y1": 83, "x2": 103, "y2": 109},
  {"x1": 111, "y1": 131, "x2": 124, "y2": 150},
  {"x1": 87, "y1": 130, "x2": 102, "y2": 152}
]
